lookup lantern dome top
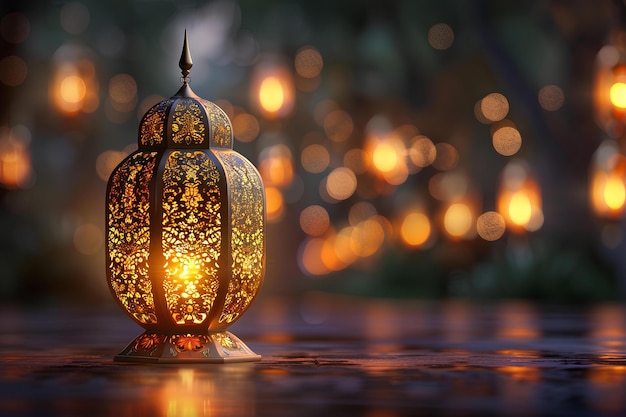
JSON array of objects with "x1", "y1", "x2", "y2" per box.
[{"x1": 137, "y1": 30, "x2": 233, "y2": 150}]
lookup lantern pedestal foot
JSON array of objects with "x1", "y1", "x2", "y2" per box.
[{"x1": 114, "y1": 330, "x2": 261, "y2": 363}]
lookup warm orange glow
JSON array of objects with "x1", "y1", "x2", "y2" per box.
[
  {"x1": 604, "y1": 175, "x2": 626, "y2": 209},
  {"x1": 508, "y1": 191, "x2": 532, "y2": 226},
  {"x1": 0, "y1": 127, "x2": 32, "y2": 189},
  {"x1": 400, "y1": 212, "x2": 431, "y2": 247},
  {"x1": 350, "y1": 219, "x2": 386, "y2": 257},
  {"x1": 366, "y1": 134, "x2": 408, "y2": 185},
  {"x1": 334, "y1": 227, "x2": 358, "y2": 265},
  {"x1": 259, "y1": 76, "x2": 284, "y2": 113},
  {"x1": 498, "y1": 162, "x2": 543, "y2": 232},
  {"x1": 60, "y1": 75, "x2": 86, "y2": 103},
  {"x1": 264, "y1": 186, "x2": 284, "y2": 222},
  {"x1": 51, "y1": 53, "x2": 99, "y2": 115},
  {"x1": 610, "y1": 82, "x2": 626, "y2": 109},
  {"x1": 259, "y1": 144, "x2": 294, "y2": 188},
  {"x1": 321, "y1": 234, "x2": 349, "y2": 272},
  {"x1": 443, "y1": 202, "x2": 473, "y2": 238},
  {"x1": 326, "y1": 167, "x2": 357, "y2": 201},
  {"x1": 590, "y1": 141, "x2": 626, "y2": 219},
  {"x1": 372, "y1": 141, "x2": 399, "y2": 173},
  {"x1": 252, "y1": 60, "x2": 294, "y2": 118},
  {"x1": 299, "y1": 237, "x2": 330, "y2": 275},
  {"x1": 592, "y1": 170, "x2": 626, "y2": 218}
]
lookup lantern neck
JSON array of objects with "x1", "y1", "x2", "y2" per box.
[{"x1": 173, "y1": 82, "x2": 200, "y2": 99}]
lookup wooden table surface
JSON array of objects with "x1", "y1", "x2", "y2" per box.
[{"x1": 2, "y1": 294, "x2": 626, "y2": 416}]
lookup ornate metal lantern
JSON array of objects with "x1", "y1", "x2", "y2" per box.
[{"x1": 105, "y1": 33, "x2": 265, "y2": 363}]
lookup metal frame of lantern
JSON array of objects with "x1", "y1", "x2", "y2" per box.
[{"x1": 105, "y1": 32, "x2": 265, "y2": 363}]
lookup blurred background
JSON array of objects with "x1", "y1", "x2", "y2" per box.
[{"x1": 1, "y1": 0, "x2": 625, "y2": 307}]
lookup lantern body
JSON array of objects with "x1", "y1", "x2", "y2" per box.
[{"x1": 106, "y1": 84, "x2": 265, "y2": 363}]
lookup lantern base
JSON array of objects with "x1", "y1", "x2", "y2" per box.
[{"x1": 114, "y1": 330, "x2": 261, "y2": 363}]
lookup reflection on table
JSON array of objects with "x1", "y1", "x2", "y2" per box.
[{"x1": 1, "y1": 294, "x2": 626, "y2": 416}]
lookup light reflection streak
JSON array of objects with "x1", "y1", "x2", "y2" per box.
[{"x1": 156, "y1": 367, "x2": 256, "y2": 417}]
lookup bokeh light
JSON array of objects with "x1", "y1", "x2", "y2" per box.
[
  {"x1": 428, "y1": 23, "x2": 454, "y2": 50},
  {"x1": 0, "y1": 126, "x2": 33, "y2": 189},
  {"x1": 265, "y1": 186, "x2": 285, "y2": 222},
  {"x1": 326, "y1": 167, "x2": 357, "y2": 201},
  {"x1": 491, "y1": 123, "x2": 522, "y2": 156},
  {"x1": 428, "y1": 171, "x2": 469, "y2": 201},
  {"x1": 294, "y1": 46, "x2": 323, "y2": 78},
  {"x1": 400, "y1": 212, "x2": 431, "y2": 247},
  {"x1": 349, "y1": 201, "x2": 377, "y2": 226},
  {"x1": 350, "y1": 218, "x2": 386, "y2": 257},
  {"x1": 477, "y1": 211, "x2": 506, "y2": 241},
  {"x1": 259, "y1": 76, "x2": 284, "y2": 113},
  {"x1": 478, "y1": 93, "x2": 509, "y2": 123},
  {"x1": 51, "y1": 49, "x2": 99, "y2": 115},
  {"x1": 432, "y1": 143, "x2": 459, "y2": 171},
  {"x1": 538, "y1": 85, "x2": 565, "y2": 111},
  {"x1": 498, "y1": 160, "x2": 543, "y2": 233},
  {"x1": 324, "y1": 110, "x2": 354, "y2": 142},
  {"x1": 259, "y1": 144, "x2": 294, "y2": 188},
  {"x1": 252, "y1": 61, "x2": 295, "y2": 118},
  {"x1": 590, "y1": 141, "x2": 626, "y2": 219},
  {"x1": 61, "y1": 75, "x2": 86, "y2": 103},
  {"x1": 408, "y1": 135, "x2": 437, "y2": 168},
  {"x1": 232, "y1": 113, "x2": 260, "y2": 142},
  {"x1": 300, "y1": 205, "x2": 330, "y2": 236},
  {"x1": 443, "y1": 202, "x2": 474, "y2": 239},
  {"x1": 299, "y1": 237, "x2": 329, "y2": 276},
  {"x1": 344, "y1": 148, "x2": 368, "y2": 174},
  {"x1": 301, "y1": 144, "x2": 330, "y2": 173}
]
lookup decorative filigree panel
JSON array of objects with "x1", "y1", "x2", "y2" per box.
[
  {"x1": 140, "y1": 99, "x2": 172, "y2": 146},
  {"x1": 217, "y1": 151, "x2": 264, "y2": 324},
  {"x1": 107, "y1": 151, "x2": 158, "y2": 324},
  {"x1": 171, "y1": 100, "x2": 206, "y2": 145},
  {"x1": 162, "y1": 150, "x2": 222, "y2": 324},
  {"x1": 201, "y1": 100, "x2": 232, "y2": 148}
]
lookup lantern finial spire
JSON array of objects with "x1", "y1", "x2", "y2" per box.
[{"x1": 179, "y1": 29, "x2": 193, "y2": 82}]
